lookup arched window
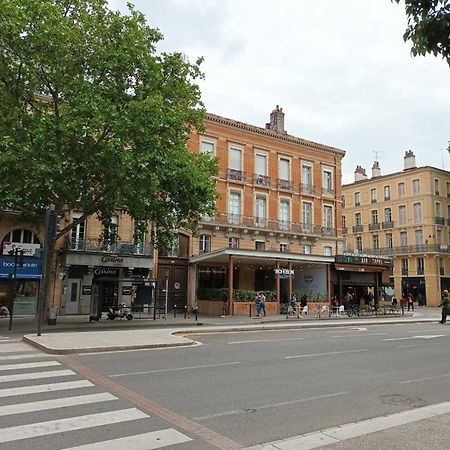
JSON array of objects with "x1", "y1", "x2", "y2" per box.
[{"x1": 1, "y1": 228, "x2": 41, "y2": 255}]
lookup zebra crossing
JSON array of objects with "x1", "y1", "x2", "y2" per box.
[{"x1": 0, "y1": 340, "x2": 193, "y2": 449}]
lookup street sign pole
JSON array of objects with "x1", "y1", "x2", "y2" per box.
[
  {"x1": 8, "y1": 249, "x2": 19, "y2": 331},
  {"x1": 37, "y1": 208, "x2": 51, "y2": 336}
]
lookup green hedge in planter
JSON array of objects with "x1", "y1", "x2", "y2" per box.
[{"x1": 197, "y1": 288, "x2": 275, "y2": 302}]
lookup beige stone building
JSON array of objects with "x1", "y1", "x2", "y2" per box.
[
  {"x1": 342, "y1": 151, "x2": 450, "y2": 307},
  {"x1": 186, "y1": 107, "x2": 346, "y2": 313}
]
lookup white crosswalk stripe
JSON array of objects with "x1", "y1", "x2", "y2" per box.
[
  {"x1": 0, "y1": 380, "x2": 94, "y2": 397},
  {"x1": 0, "y1": 360, "x2": 61, "y2": 371},
  {"x1": 0, "y1": 343, "x2": 193, "y2": 449},
  {"x1": 0, "y1": 408, "x2": 149, "y2": 443},
  {"x1": 62, "y1": 429, "x2": 193, "y2": 449}
]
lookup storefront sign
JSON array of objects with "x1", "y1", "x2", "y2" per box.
[
  {"x1": 82, "y1": 285, "x2": 92, "y2": 296},
  {"x1": 274, "y1": 269, "x2": 294, "y2": 279},
  {"x1": 101, "y1": 256, "x2": 123, "y2": 264},
  {"x1": 335, "y1": 255, "x2": 390, "y2": 266},
  {"x1": 0, "y1": 256, "x2": 42, "y2": 279},
  {"x1": 93, "y1": 267, "x2": 119, "y2": 278},
  {"x1": 122, "y1": 286, "x2": 132, "y2": 295},
  {"x1": 3, "y1": 242, "x2": 41, "y2": 257}
]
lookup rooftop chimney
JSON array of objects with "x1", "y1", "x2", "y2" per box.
[
  {"x1": 354, "y1": 165, "x2": 367, "y2": 182},
  {"x1": 372, "y1": 161, "x2": 381, "y2": 178},
  {"x1": 404, "y1": 150, "x2": 416, "y2": 170},
  {"x1": 265, "y1": 105, "x2": 286, "y2": 134}
]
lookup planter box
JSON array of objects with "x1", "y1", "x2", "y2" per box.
[{"x1": 197, "y1": 300, "x2": 279, "y2": 316}]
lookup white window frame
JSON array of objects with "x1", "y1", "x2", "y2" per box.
[
  {"x1": 302, "y1": 163, "x2": 312, "y2": 187},
  {"x1": 398, "y1": 182, "x2": 405, "y2": 198},
  {"x1": 228, "y1": 191, "x2": 242, "y2": 224},
  {"x1": 255, "y1": 151, "x2": 268, "y2": 176},
  {"x1": 399, "y1": 205, "x2": 406, "y2": 225},
  {"x1": 279, "y1": 157, "x2": 290, "y2": 181},
  {"x1": 199, "y1": 234, "x2": 211, "y2": 253},
  {"x1": 200, "y1": 138, "x2": 215, "y2": 155},
  {"x1": 323, "y1": 205, "x2": 333, "y2": 228},
  {"x1": 229, "y1": 146, "x2": 242, "y2": 171},
  {"x1": 413, "y1": 203, "x2": 422, "y2": 223},
  {"x1": 322, "y1": 168, "x2": 333, "y2": 192}
]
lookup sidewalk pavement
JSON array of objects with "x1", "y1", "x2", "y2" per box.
[{"x1": 0, "y1": 307, "x2": 441, "y2": 355}]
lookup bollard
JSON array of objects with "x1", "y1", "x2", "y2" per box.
[
  {"x1": 174, "y1": 305, "x2": 177, "y2": 318},
  {"x1": 249, "y1": 303, "x2": 252, "y2": 317},
  {"x1": 184, "y1": 305, "x2": 187, "y2": 319},
  {"x1": 194, "y1": 307, "x2": 198, "y2": 321}
]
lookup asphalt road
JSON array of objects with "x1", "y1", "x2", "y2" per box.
[{"x1": 2, "y1": 321, "x2": 450, "y2": 449}]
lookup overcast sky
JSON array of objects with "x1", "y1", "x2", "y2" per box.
[{"x1": 109, "y1": 0, "x2": 450, "y2": 184}]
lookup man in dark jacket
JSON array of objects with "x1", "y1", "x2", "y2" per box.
[{"x1": 439, "y1": 290, "x2": 449, "y2": 324}]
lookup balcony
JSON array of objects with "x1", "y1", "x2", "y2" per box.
[
  {"x1": 352, "y1": 225, "x2": 363, "y2": 233},
  {"x1": 277, "y1": 179, "x2": 294, "y2": 191},
  {"x1": 226, "y1": 169, "x2": 246, "y2": 183},
  {"x1": 199, "y1": 213, "x2": 334, "y2": 237},
  {"x1": 322, "y1": 187, "x2": 334, "y2": 196},
  {"x1": 382, "y1": 221, "x2": 394, "y2": 229},
  {"x1": 435, "y1": 216, "x2": 445, "y2": 225},
  {"x1": 253, "y1": 174, "x2": 271, "y2": 188},
  {"x1": 417, "y1": 269, "x2": 424, "y2": 275},
  {"x1": 369, "y1": 223, "x2": 380, "y2": 231},
  {"x1": 384, "y1": 196, "x2": 390, "y2": 201},
  {"x1": 300, "y1": 183, "x2": 315, "y2": 195},
  {"x1": 67, "y1": 238, "x2": 152, "y2": 256}
]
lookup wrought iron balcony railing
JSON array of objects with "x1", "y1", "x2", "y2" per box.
[
  {"x1": 199, "y1": 213, "x2": 335, "y2": 237},
  {"x1": 352, "y1": 225, "x2": 363, "y2": 233},
  {"x1": 355, "y1": 244, "x2": 450, "y2": 256},
  {"x1": 401, "y1": 268, "x2": 408, "y2": 276},
  {"x1": 300, "y1": 183, "x2": 315, "y2": 195},
  {"x1": 322, "y1": 187, "x2": 334, "y2": 196},
  {"x1": 253, "y1": 174, "x2": 271, "y2": 188},
  {"x1": 435, "y1": 216, "x2": 445, "y2": 225},
  {"x1": 277, "y1": 179, "x2": 294, "y2": 191},
  {"x1": 369, "y1": 223, "x2": 380, "y2": 230},
  {"x1": 67, "y1": 238, "x2": 152, "y2": 256},
  {"x1": 342, "y1": 227, "x2": 347, "y2": 234},
  {"x1": 226, "y1": 169, "x2": 246, "y2": 183},
  {"x1": 382, "y1": 221, "x2": 394, "y2": 229}
]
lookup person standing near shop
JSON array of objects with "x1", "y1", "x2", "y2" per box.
[
  {"x1": 259, "y1": 292, "x2": 267, "y2": 317},
  {"x1": 439, "y1": 290, "x2": 450, "y2": 324}
]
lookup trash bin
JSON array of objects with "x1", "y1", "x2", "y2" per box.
[{"x1": 48, "y1": 307, "x2": 58, "y2": 325}]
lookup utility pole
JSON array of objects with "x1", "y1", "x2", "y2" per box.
[{"x1": 8, "y1": 248, "x2": 24, "y2": 331}]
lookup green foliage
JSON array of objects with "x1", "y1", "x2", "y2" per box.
[
  {"x1": 393, "y1": 0, "x2": 450, "y2": 66},
  {"x1": 196, "y1": 287, "x2": 276, "y2": 302},
  {"x1": 0, "y1": 0, "x2": 218, "y2": 243}
]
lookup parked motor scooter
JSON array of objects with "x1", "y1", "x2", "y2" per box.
[{"x1": 106, "y1": 302, "x2": 133, "y2": 320}]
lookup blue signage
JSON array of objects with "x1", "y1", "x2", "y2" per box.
[{"x1": 0, "y1": 256, "x2": 42, "y2": 279}]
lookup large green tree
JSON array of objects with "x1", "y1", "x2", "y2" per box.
[
  {"x1": 394, "y1": 0, "x2": 450, "y2": 66},
  {"x1": 0, "y1": 0, "x2": 217, "y2": 306}
]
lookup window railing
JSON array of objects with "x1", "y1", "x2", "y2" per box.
[
  {"x1": 352, "y1": 225, "x2": 363, "y2": 233},
  {"x1": 384, "y1": 196, "x2": 390, "y2": 201},
  {"x1": 342, "y1": 227, "x2": 347, "y2": 234},
  {"x1": 277, "y1": 179, "x2": 294, "y2": 191},
  {"x1": 300, "y1": 183, "x2": 315, "y2": 195},
  {"x1": 401, "y1": 268, "x2": 408, "y2": 276},
  {"x1": 355, "y1": 202, "x2": 360, "y2": 207},
  {"x1": 322, "y1": 187, "x2": 334, "y2": 196},
  {"x1": 199, "y1": 213, "x2": 333, "y2": 237},
  {"x1": 371, "y1": 198, "x2": 377, "y2": 203},
  {"x1": 382, "y1": 221, "x2": 394, "y2": 229},
  {"x1": 435, "y1": 216, "x2": 445, "y2": 225},
  {"x1": 369, "y1": 223, "x2": 380, "y2": 230},
  {"x1": 253, "y1": 174, "x2": 271, "y2": 187},
  {"x1": 417, "y1": 268, "x2": 424, "y2": 275},
  {"x1": 226, "y1": 169, "x2": 246, "y2": 183},
  {"x1": 67, "y1": 238, "x2": 152, "y2": 255}
]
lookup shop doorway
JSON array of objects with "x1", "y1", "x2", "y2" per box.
[{"x1": 92, "y1": 280, "x2": 118, "y2": 312}]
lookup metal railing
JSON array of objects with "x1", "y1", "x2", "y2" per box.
[
  {"x1": 67, "y1": 238, "x2": 153, "y2": 256},
  {"x1": 322, "y1": 187, "x2": 334, "y2": 196},
  {"x1": 300, "y1": 184, "x2": 315, "y2": 195},
  {"x1": 382, "y1": 221, "x2": 394, "y2": 229},
  {"x1": 200, "y1": 213, "x2": 335, "y2": 237},
  {"x1": 253, "y1": 174, "x2": 271, "y2": 187},
  {"x1": 352, "y1": 225, "x2": 363, "y2": 233},
  {"x1": 360, "y1": 244, "x2": 450, "y2": 256},
  {"x1": 277, "y1": 179, "x2": 294, "y2": 191},
  {"x1": 435, "y1": 216, "x2": 445, "y2": 225},
  {"x1": 369, "y1": 223, "x2": 380, "y2": 230},
  {"x1": 226, "y1": 169, "x2": 246, "y2": 183}
]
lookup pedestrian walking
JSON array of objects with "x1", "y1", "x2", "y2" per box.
[
  {"x1": 259, "y1": 292, "x2": 267, "y2": 317},
  {"x1": 407, "y1": 293, "x2": 414, "y2": 311},
  {"x1": 287, "y1": 293, "x2": 297, "y2": 317},
  {"x1": 254, "y1": 292, "x2": 262, "y2": 317},
  {"x1": 439, "y1": 290, "x2": 450, "y2": 324}
]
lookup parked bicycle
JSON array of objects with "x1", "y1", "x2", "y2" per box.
[{"x1": 346, "y1": 304, "x2": 360, "y2": 317}]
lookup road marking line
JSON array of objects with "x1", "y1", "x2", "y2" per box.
[
  {"x1": 110, "y1": 361, "x2": 240, "y2": 377},
  {"x1": 0, "y1": 369, "x2": 75, "y2": 383},
  {"x1": 0, "y1": 344, "x2": 34, "y2": 353},
  {"x1": 285, "y1": 349, "x2": 368, "y2": 359},
  {"x1": 400, "y1": 374, "x2": 450, "y2": 384},
  {"x1": 243, "y1": 401, "x2": 450, "y2": 450},
  {"x1": 0, "y1": 408, "x2": 148, "y2": 444},
  {"x1": 330, "y1": 333, "x2": 386, "y2": 338},
  {"x1": 407, "y1": 329, "x2": 446, "y2": 333},
  {"x1": 0, "y1": 380, "x2": 93, "y2": 398},
  {"x1": 228, "y1": 337, "x2": 304, "y2": 344},
  {"x1": 62, "y1": 428, "x2": 192, "y2": 450},
  {"x1": 0, "y1": 393, "x2": 117, "y2": 416},
  {"x1": 193, "y1": 392, "x2": 348, "y2": 421},
  {"x1": 0, "y1": 360, "x2": 61, "y2": 371},
  {"x1": 2, "y1": 353, "x2": 53, "y2": 361},
  {"x1": 384, "y1": 335, "x2": 444, "y2": 341}
]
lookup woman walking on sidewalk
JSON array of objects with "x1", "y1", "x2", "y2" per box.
[{"x1": 439, "y1": 290, "x2": 449, "y2": 324}]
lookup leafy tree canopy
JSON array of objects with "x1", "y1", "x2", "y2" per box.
[
  {"x1": 0, "y1": 0, "x2": 217, "y2": 246},
  {"x1": 394, "y1": 0, "x2": 450, "y2": 66}
]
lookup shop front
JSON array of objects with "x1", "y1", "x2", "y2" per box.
[
  {"x1": 62, "y1": 252, "x2": 153, "y2": 316},
  {"x1": 189, "y1": 248, "x2": 334, "y2": 315},
  {"x1": 331, "y1": 254, "x2": 393, "y2": 306},
  {"x1": 0, "y1": 255, "x2": 42, "y2": 316}
]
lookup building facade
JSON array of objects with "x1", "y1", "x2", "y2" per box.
[
  {"x1": 342, "y1": 151, "x2": 450, "y2": 306},
  {"x1": 186, "y1": 107, "x2": 346, "y2": 313}
]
